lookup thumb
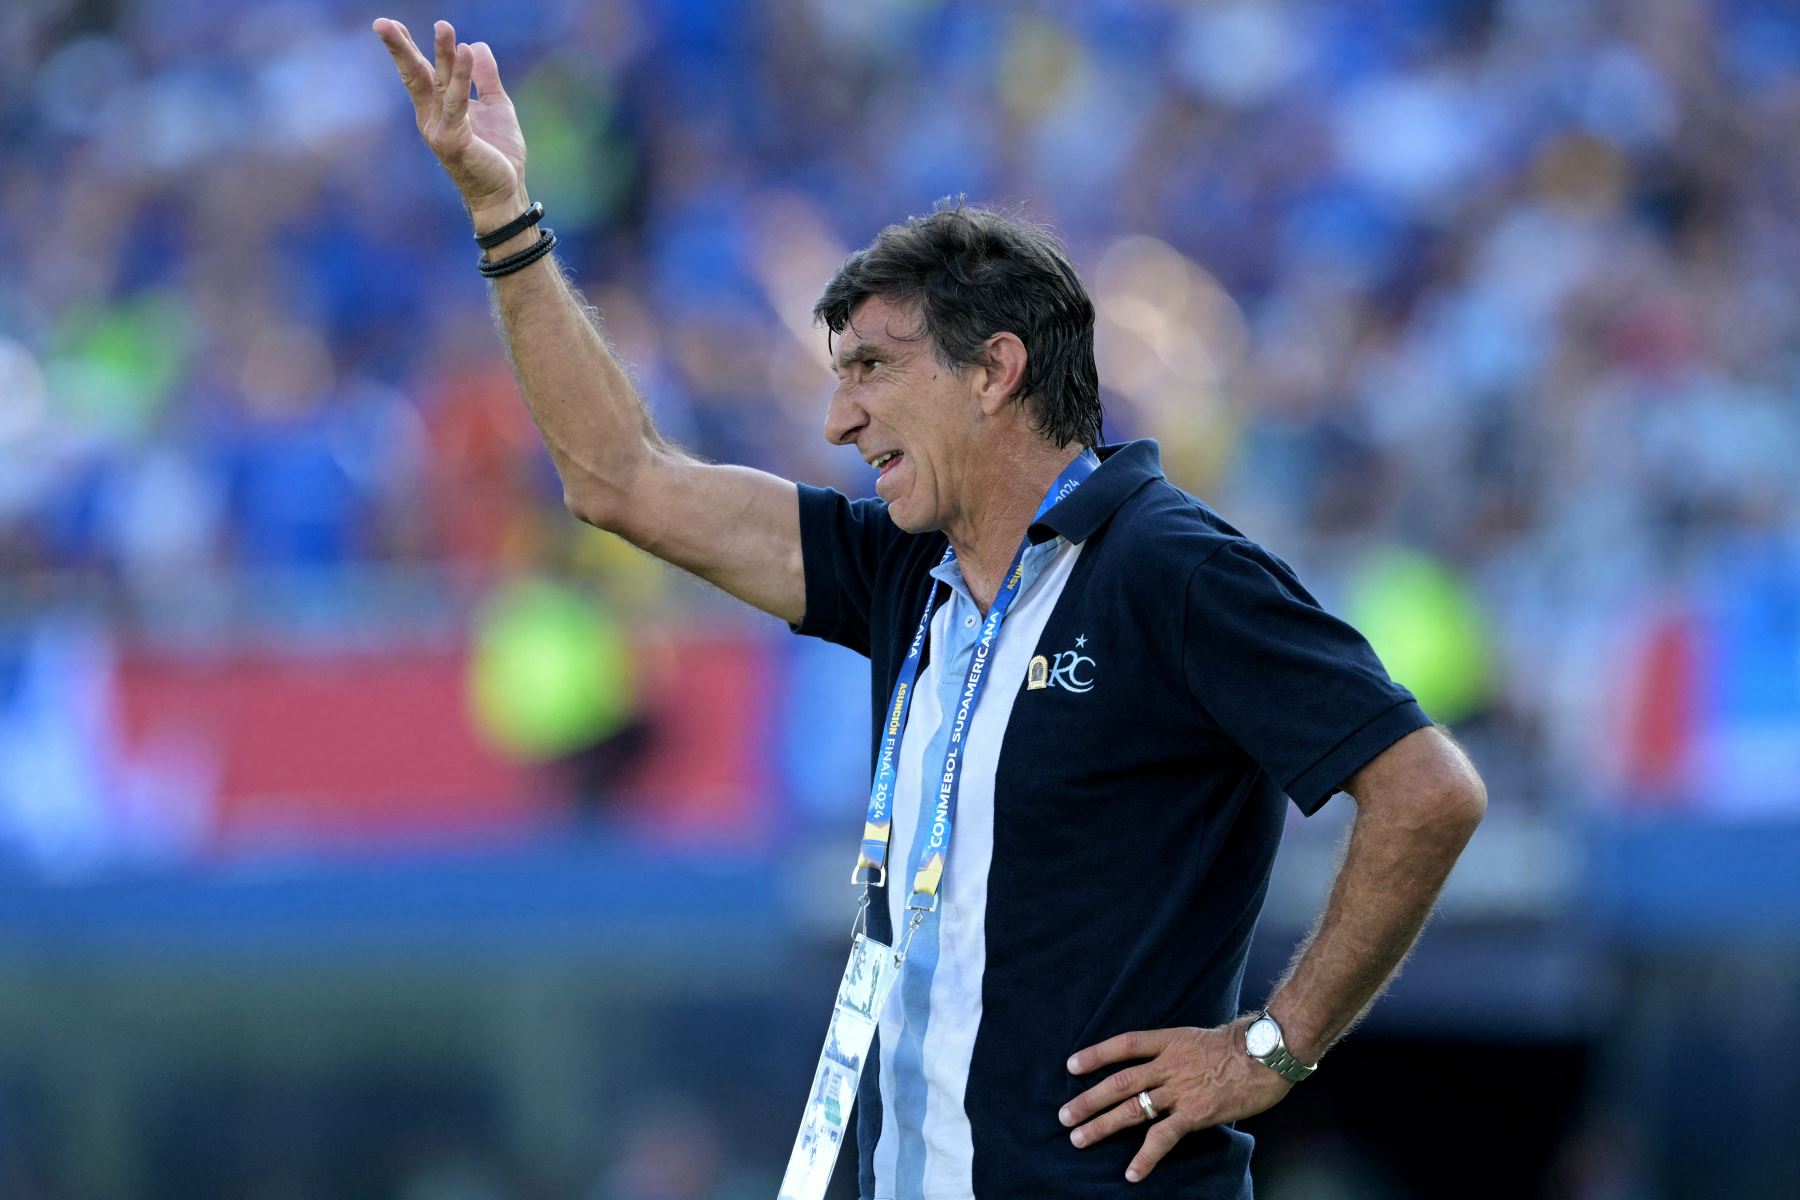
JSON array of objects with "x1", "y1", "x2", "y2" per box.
[{"x1": 471, "y1": 42, "x2": 507, "y2": 102}]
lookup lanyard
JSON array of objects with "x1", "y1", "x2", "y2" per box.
[
  {"x1": 783, "y1": 451, "x2": 1099, "y2": 1200},
  {"x1": 852, "y1": 450, "x2": 1098, "y2": 918}
]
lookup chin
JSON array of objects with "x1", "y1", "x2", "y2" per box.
[
  {"x1": 883, "y1": 497, "x2": 938, "y2": 535},
  {"x1": 886, "y1": 506, "x2": 928, "y2": 534}
]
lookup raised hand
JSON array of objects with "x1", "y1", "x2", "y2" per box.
[
  {"x1": 373, "y1": 17, "x2": 526, "y2": 217},
  {"x1": 1058, "y1": 1019, "x2": 1293, "y2": 1183}
]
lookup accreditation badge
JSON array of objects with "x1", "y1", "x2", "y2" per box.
[{"x1": 777, "y1": 933, "x2": 901, "y2": 1200}]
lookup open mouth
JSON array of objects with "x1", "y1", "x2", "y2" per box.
[{"x1": 873, "y1": 451, "x2": 903, "y2": 475}]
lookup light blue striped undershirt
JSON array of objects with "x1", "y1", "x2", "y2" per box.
[{"x1": 889, "y1": 533, "x2": 1069, "y2": 1199}]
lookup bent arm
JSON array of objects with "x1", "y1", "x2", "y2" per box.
[
  {"x1": 374, "y1": 18, "x2": 805, "y2": 625},
  {"x1": 1264, "y1": 724, "x2": 1487, "y2": 1064},
  {"x1": 477, "y1": 196, "x2": 804, "y2": 625}
]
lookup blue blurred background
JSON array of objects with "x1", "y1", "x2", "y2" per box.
[{"x1": 3, "y1": 0, "x2": 1800, "y2": 1196}]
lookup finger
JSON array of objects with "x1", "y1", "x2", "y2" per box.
[
  {"x1": 1068, "y1": 1087, "x2": 1170, "y2": 1150},
  {"x1": 1067, "y1": 1028, "x2": 1175, "y2": 1075},
  {"x1": 470, "y1": 42, "x2": 506, "y2": 101},
  {"x1": 372, "y1": 19, "x2": 433, "y2": 107},
  {"x1": 1126, "y1": 1116, "x2": 1188, "y2": 1183},
  {"x1": 1059, "y1": 1062, "x2": 1155, "y2": 1128},
  {"x1": 443, "y1": 42, "x2": 475, "y2": 126},
  {"x1": 433, "y1": 20, "x2": 456, "y2": 92}
]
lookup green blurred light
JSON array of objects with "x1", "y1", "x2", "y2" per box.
[
  {"x1": 1346, "y1": 547, "x2": 1492, "y2": 724},
  {"x1": 48, "y1": 291, "x2": 194, "y2": 435},
  {"x1": 468, "y1": 576, "x2": 637, "y2": 761},
  {"x1": 512, "y1": 64, "x2": 632, "y2": 228}
]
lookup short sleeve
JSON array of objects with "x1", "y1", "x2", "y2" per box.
[
  {"x1": 792, "y1": 484, "x2": 906, "y2": 657},
  {"x1": 1183, "y1": 539, "x2": 1431, "y2": 814}
]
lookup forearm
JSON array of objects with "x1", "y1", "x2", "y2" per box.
[
  {"x1": 473, "y1": 193, "x2": 669, "y2": 531},
  {"x1": 1266, "y1": 743, "x2": 1484, "y2": 1063},
  {"x1": 376, "y1": 21, "x2": 776, "y2": 573}
]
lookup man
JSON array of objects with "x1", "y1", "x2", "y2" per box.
[{"x1": 373, "y1": 18, "x2": 1487, "y2": 1198}]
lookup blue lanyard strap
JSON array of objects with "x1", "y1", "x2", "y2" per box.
[{"x1": 852, "y1": 449, "x2": 1099, "y2": 911}]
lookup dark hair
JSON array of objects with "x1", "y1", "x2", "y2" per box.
[{"x1": 813, "y1": 201, "x2": 1104, "y2": 449}]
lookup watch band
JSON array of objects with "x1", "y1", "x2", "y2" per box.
[
  {"x1": 1259, "y1": 1041, "x2": 1315, "y2": 1082},
  {"x1": 1249, "y1": 1012, "x2": 1317, "y2": 1083}
]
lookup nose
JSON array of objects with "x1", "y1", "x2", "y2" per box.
[{"x1": 824, "y1": 383, "x2": 865, "y2": 447}]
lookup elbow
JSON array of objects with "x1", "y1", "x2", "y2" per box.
[
  {"x1": 1348, "y1": 726, "x2": 1487, "y2": 851},
  {"x1": 1427, "y1": 751, "x2": 1487, "y2": 847},
  {"x1": 1417, "y1": 727, "x2": 1488, "y2": 840},
  {"x1": 1442, "y1": 773, "x2": 1487, "y2": 840},
  {"x1": 562, "y1": 480, "x2": 631, "y2": 534},
  {"x1": 563, "y1": 485, "x2": 608, "y2": 529},
  {"x1": 563, "y1": 447, "x2": 655, "y2": 535}
]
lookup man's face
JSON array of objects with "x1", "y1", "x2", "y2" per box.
[{"x1": 823, "y1": 295, "x2": 978, "y2": 533}]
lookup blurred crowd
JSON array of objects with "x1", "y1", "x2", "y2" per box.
[
  {"x1": 7, "y1": 4, "x2": 1799, "y2": 1196},
  {"x1": 4, "y1": 0, "x2": 1800, "y2": 811}
]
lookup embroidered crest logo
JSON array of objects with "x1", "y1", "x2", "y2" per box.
[{"x1": 1027, "y1": 635, "x2": 1095, "y2": 693}]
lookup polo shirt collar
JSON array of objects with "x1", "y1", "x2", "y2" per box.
[
  {"x1": 929, "y1": 526, "x2": 1065, "y2": 604},
  {"x1": 1029, "y1": 439, "x2": 1164, "y2": 545}
]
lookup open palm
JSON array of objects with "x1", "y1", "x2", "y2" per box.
[{"x1": 374, "y1": 18, "x2": 526, "y2": 213}]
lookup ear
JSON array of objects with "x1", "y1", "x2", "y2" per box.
[{"x1": 974, "y1": 332, "x2": 1029, "y2": 418}]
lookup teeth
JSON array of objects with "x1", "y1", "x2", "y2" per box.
[{"x1": 873, "y1": 452, "x2": 899, "y2": 469}]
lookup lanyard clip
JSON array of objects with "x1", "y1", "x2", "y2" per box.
[
  {"x1": 851, "y1": 890, "x2": 872, "y2": 938},
  {"x1": 893, "y1": 907, "x2": 929, "y2": 966}
]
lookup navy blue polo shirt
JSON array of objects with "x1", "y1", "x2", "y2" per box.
[{"x1": 794, "y1": 439, "x2": 1430, "y2": 1199}]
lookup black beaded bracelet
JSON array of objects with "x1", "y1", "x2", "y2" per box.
[
  {"x1": 478, "y1": 228, "x2": 557, "y2": 278},
  {"x1": 474, "y1": 201, "x2": 544, "y2": 249}
]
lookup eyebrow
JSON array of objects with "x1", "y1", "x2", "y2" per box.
[{"x1": 833, "y1": 342, "x2": 889, "y2": 374}]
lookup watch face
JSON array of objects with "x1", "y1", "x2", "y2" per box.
[{"x1": 1246, "y1": 1018, "x2": 1280, "y2": 1058}]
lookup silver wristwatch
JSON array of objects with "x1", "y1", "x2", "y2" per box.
[{"x1": 1244, "y1": 1012, "x2": 1317, "y2": 1083}]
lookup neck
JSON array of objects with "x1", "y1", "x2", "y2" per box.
[{"x1": 947, "y1": 439, "x2": 1086, "y2": 613}]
